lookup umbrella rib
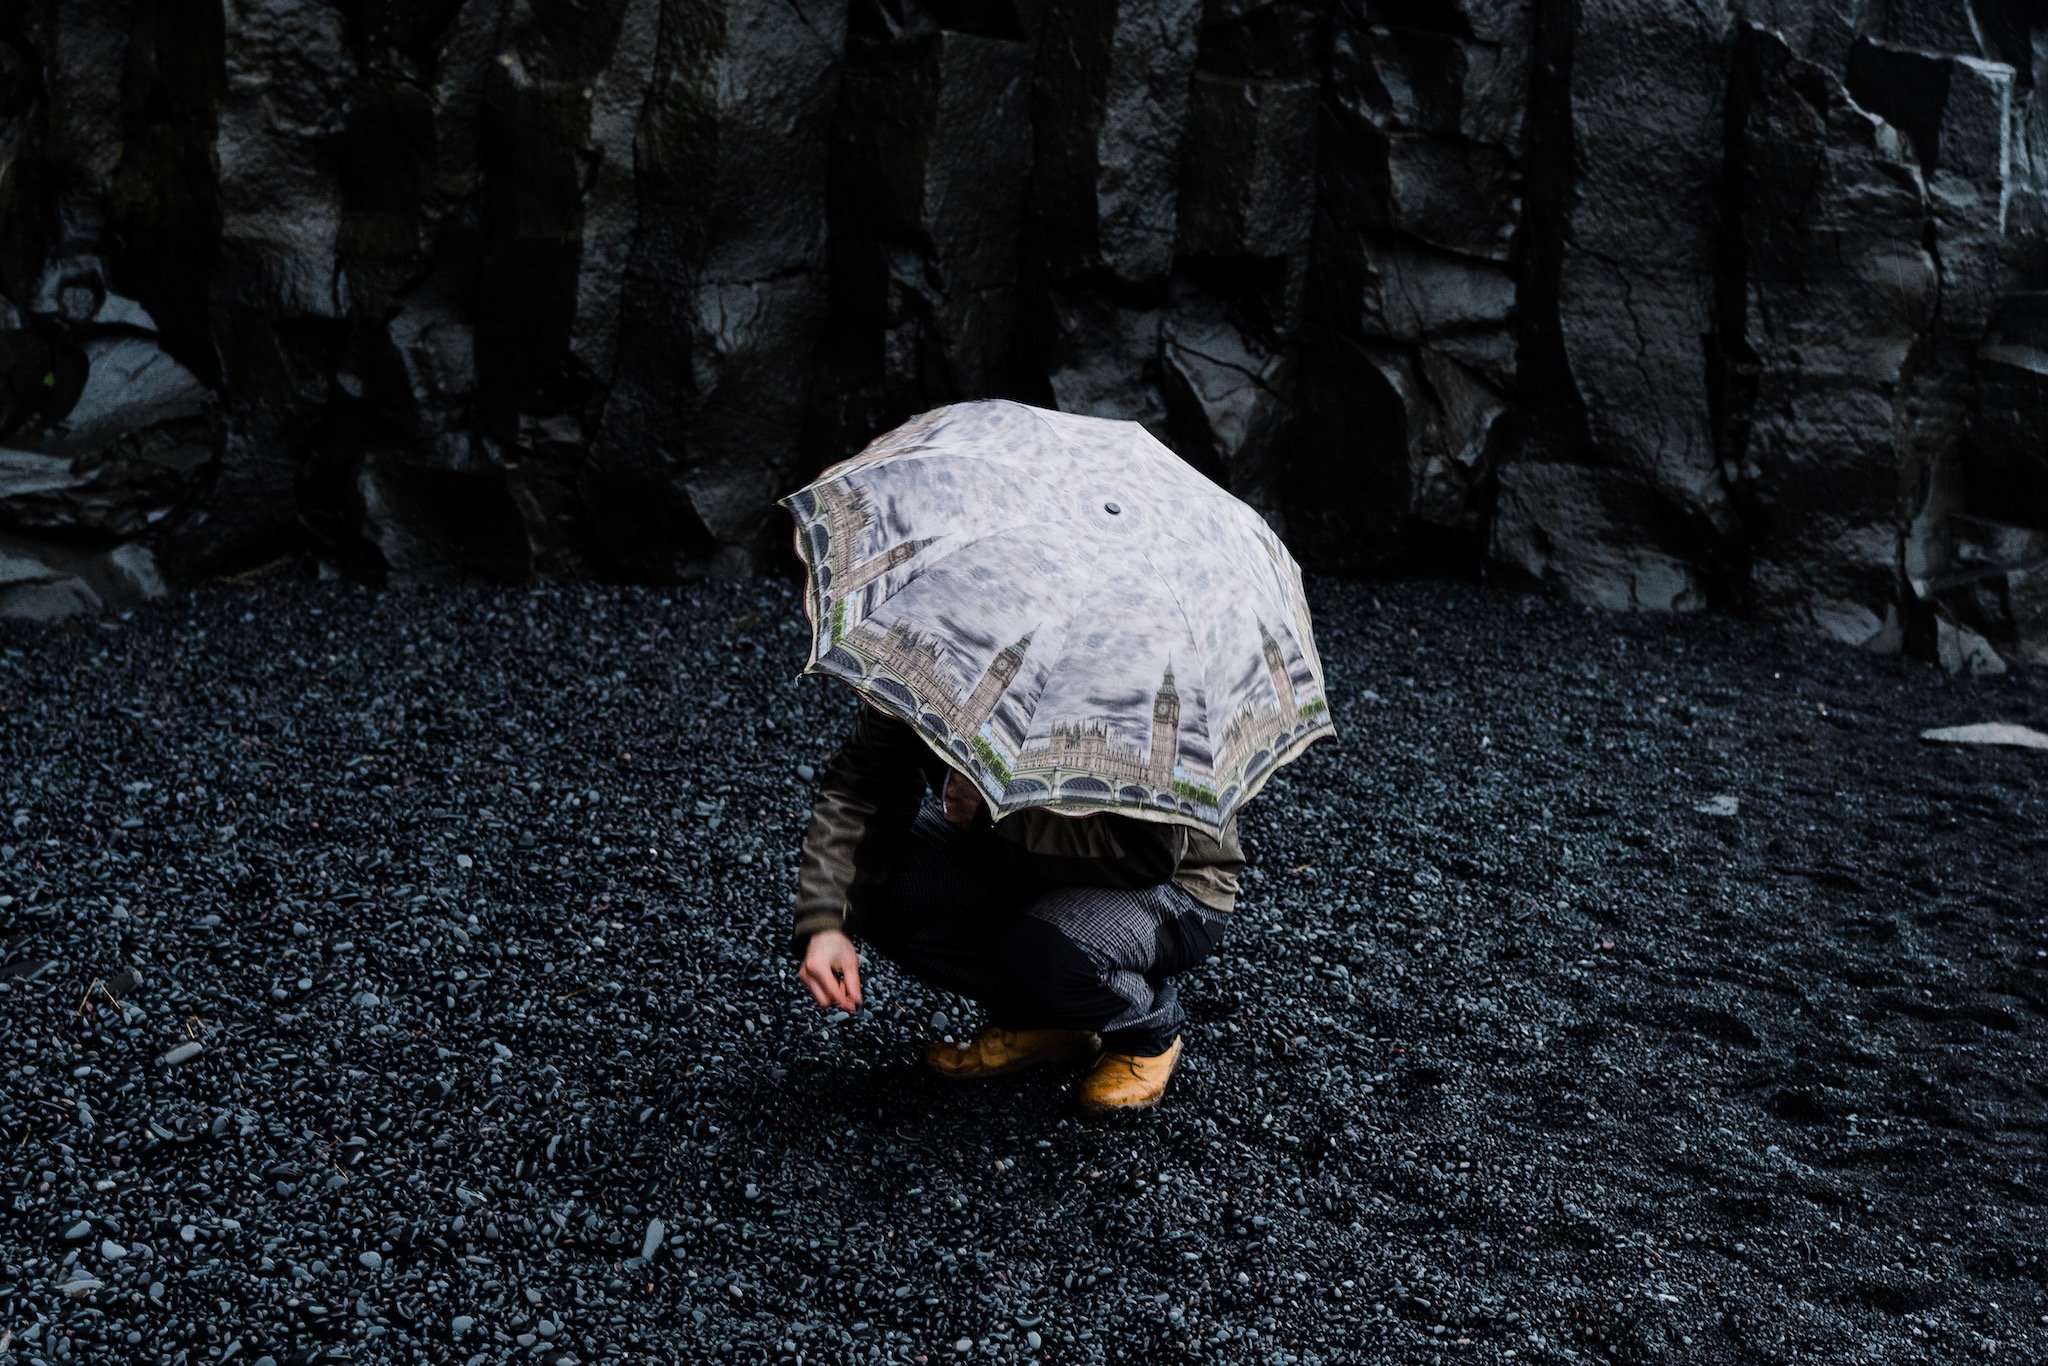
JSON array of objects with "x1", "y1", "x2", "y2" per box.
[
  {"x1": 804, "y1": 443, "x2": 1093, "y2": 619},
  {"x1": 1020, "y1": 404, "x2": 1217, "y2": 491},
  {"x1": 1129, "y1": 534, "x2": 1215, "y2": 800},
  {"x1": 809, "y1": 444, "x2": 1074, "y2": 507},
  {"x1": 827, "y1": 411, "x2": 1056, "y2": 481},
  {"x1": 1141, "y1": 510, "x2": 1326, "y2": 820},
  {"x1": 811, "y1": 465, "x2": 1230, "y2": 592},
  {"x1": 899, "y1": 495, "x2": 1284, "y2": 806},
  {"x1": 1019, "y1": 404, "x2": 1229, "y2": 508},
  {"x1": 1148, "y1": 509, "x2": 1296, "y2": 623},
  {"x1": 1007, "y1": 524, "x2": 1126, "y2": 772},
  {"x1": 852, "y1": 500, "x2": 1133, "y2": 630}
]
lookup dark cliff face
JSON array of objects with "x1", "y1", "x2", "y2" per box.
[{"x1": 2, "y1": 0, "x2": 2045, "y2": 667}]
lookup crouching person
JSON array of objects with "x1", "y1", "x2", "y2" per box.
[{"x1": 791, "y1": 700, "x2": 1244, "y2": 1113}]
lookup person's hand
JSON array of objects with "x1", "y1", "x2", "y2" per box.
[
  {"x1": 799, "y1": 929, "x2": 863, "y2": 1012},
  {"x1": 943, "y1": 770, "x2": 983, "y2": 828}
]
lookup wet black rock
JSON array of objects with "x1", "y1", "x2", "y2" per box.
[
  {"x1": 5, "y1": 2, "x2": 2048, "y2": 670},
  {"x1": 2, "y1": 570, "x2": 2045, "y2": 1360}
]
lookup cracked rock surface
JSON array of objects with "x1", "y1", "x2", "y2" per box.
[
  {"x1": 2, "y1": 570, "x2": 2045, "y2": 1362},
  {"x1": 6, "y1": 2, "x2": 2048, "y2": 669}
]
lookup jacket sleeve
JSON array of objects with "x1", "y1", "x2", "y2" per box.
[{"x1": 791, "y1": 701, "x2": 934, "y2": 955}]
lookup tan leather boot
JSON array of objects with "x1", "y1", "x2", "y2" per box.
[
  {"x1": 924, "y1": 1026, "x2": 1102, "y2": 1079},
  {"x1": 1076, "y1": 1035, "x2": 1184, "y2": 1113}
]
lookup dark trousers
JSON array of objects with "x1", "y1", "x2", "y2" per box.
[{"x1": 847, "y1": 793, "x2": 1228, "y2": 1055}]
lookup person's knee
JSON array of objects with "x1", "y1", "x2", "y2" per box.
[
  {"x1": 1154, "y1": 905, "x2": 1227, "y2": 975},
  {"x1": 997, "y1": 913, "x2": 1115, "y2": 1025}
]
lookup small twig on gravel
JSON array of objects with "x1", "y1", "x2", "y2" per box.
[{"x1": 225, "y1": 555, "x2": 297, "y2": 584}]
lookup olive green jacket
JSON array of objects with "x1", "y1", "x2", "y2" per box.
[{"x1": 792, "y1": 701, "x2": 1245, "y2": 953}]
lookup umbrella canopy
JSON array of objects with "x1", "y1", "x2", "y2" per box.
[{"x1": 777, "y1": 398, "x2": 1336, "y2": 838}]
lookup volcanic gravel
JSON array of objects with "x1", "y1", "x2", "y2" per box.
[{"x1": 3, "y1": 570, "x2": 2046, "y2": 1365}]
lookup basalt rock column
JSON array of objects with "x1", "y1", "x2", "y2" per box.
[{"x1": 580, "y1": 0, "x2": 847, "y2": 581}]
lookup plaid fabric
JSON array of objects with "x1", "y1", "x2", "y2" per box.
[
  {"x1": 792, "y1": 702, "x2": 1245, "y2": 952},
  {"x1": 847, "y1": 793, "x2": 1228, "y2": 1055}
]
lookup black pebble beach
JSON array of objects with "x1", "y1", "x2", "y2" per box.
[{"x1": 2, "y1": 572, "x2": 2044, "y2": 1363}]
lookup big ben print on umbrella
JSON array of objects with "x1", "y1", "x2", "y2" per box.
[{"x1": 776, "y1": 398, "x2": 1336, "y2": 840}]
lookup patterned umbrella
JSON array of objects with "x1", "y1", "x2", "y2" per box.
[{"x1": 776, "y1": 399, "x2": 1336, "y2": 839}]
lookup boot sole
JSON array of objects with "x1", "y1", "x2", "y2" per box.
[
  {"x1": 1075, "y1": 1080, "x2": 1171, "y2": 1114},
  {"x1": 924, "y1": 1043, "x2": 1102, "y2": 1080},
  {"x1": 1075, "y1": 1093, "x2": 1166, "y2": 1115}
]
